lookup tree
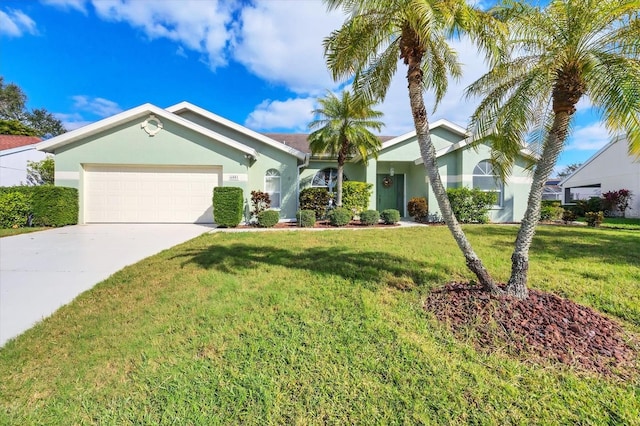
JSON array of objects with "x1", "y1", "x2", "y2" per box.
[
  {"x1": 26, "y1": 156, "x2": 55, "y2": 186},
  {"x1": 466, "y1": 0, "x2": 640, "y2": 298},
  {"x1": 323, "y1": 0, "x2": 505, "y2": 293},
  {"x1": 308, "y1": 90, "x2": 384, "y2": 207},
  {"x1": 0, "y1": 76, "x2": 66, "y2": 138},
  {"x1": 557, "y1": 163, "x2": 581, "y2": 178}
]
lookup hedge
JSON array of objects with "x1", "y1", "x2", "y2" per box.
[
  {"x1": 213, "y1": 186, "x2": 243, "y2": 227},
  {"x1": 328, "y1": 207, "x2": 352, "y2": 227},
  {"x1": 299, "y1": 187, "x2": 332, "y2": 219},
  {"x1": 446, "y1": 187, "x2": 496, "y2": 224},
  {"x1": 0, "y1": 186, "x2": 78, "y2": 227},
  {"x1": 342, "y1": 181, "x2": 373, "y2": 215},
  {"x1": 360, "y1": 209, "x2": 380, "y2": 226},
  {"x1": 257, "y1": 210, "x2": 280, "y2": 228},
  {"x1": 296, "y1": 210, "x2": 316, "y2": 227},
  {"x1": 380, "y1": 209, "x2": 400, "y2": 224}
]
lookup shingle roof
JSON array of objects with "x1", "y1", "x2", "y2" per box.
[
  {"x1": 0, "y1": 135, "x2": 42, "y2": 151},
  {"x1": 263, "y1": 133, "x2": 396, "y2": 154}
]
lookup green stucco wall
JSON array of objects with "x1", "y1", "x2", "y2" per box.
[{"x1": 53, "y1": 115, "x2": 301, "y2": 222}]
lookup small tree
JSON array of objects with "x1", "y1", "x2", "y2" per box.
[
  {"x1": 250, "y1": 190, "x2": 271, "y2": 220},
  {"x1": 602, "y1": 189, "x2": 633, "y2": 218},
  {"x1": 26, "y1": 156, "x2": 54, "y2": 186}
]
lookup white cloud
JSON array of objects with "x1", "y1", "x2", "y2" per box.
[
  {"x1": 0, "y1": 8, "x2": 37, "y2": 37},
  {"x1": 54, "y1": 112, "x2": 92, "y2": 131},
  {"x1": 233, "y1": 1, "x2": 345, "y2": 94},
  {"x1": 245, "y1": 98, "x2": 316, "y2": 131},
  {"x1": 41, "y1": 0, "x2": 88, "y2": 14},
  {"x1": 72, "y1": 95, "x2": 123, "y2": 117},
  {"x1": 565, "y1": 122, "x2": 611, "y2": 151},
  {"x1": 90, "y1": 0, "x2": 234, "y2": 69}
]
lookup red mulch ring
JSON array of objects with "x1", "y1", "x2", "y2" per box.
[{"x1": 424, "y1": 282, "x2": 638, "y2": 377}]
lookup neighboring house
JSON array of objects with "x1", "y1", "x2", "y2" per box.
[
  {"x1": 560, "y1": 135, "x2": 640, "y2": 217},
  {"x1": 542, "y1": 178, "x2": 563, "y2": 201},
  {"x1": 0, "y1": 135, "x2": 45, "y2": 186},
  {"x1": 37, "y1": 102, "x2": 533, "y2": 224}
]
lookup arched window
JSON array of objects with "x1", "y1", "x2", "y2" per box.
[
  {"x1": 312, "y1": 168, "x2": 348, "y2": 192},
  {"x1": 265, "y1": 169, "x2": 281, "y2": 209},
  {"x1": 473, "y1": 160, "x2": 503, "y2": 207}
]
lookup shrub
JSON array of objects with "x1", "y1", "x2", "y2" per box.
[
  {"x1": 296, "y1": 210, "x2": 316, "y2": 227},
  {"x1": 299, "y1": 187, "x2": 332, "y2": 219},
  {"x1": 602, "y1": 189, "x2": 633, "y2": 218},
  {"x1": 342, "y1": 181, "x2": 373, "y2": 215},
  {"x1": 380, "y1": 209, "x2": 400, "y2": 224},
  {"x1": 572, "y1": 197, "x2": 602, "y2": 216},
  {"x1": 257, "y1": 210, "x2": 279, "y2": 228},
  {"x1": 446, "y1": 187, "x2": 496, "y2": 223},
  {"x1": 585, "y1": 211, "x2": 604, "y2": 227},
  {"x1": 328, "y1": 207, "x2": 352, "y2": 227},
  {"x1": 540, "y1": 205, "x2": 564, "y2": 221},
  {"x1": 250, "y1": 190, "x2": 271, "y2": 219},
  {"x1": 407, "y1": 197, "x2": 428, "y2": 222},
  {"x1": 0, "y1": 186, "x2": 78, "y2": 227},
  {"x1": 30, "y1": 186, "x2": 78, "y2": 226},
  {"x1": 360, "y1": 209, "x2": 380, "y2": 226},
  {"x1": 562, "y1": 209, "x2": 577, "y2": 224},
  {"x1": 0, "y1": 192, "x2": 30, "y2": 228},
  {"x1": 213, "y1": 186, "x2": 243, "y2": 227}
]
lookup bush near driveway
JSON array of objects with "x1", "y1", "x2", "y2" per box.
[
  {"x1": 0, "y1": 186, "x2": 78, "y2": 228},
  {"x1": 213, "y1": 186, "x2": 243, "y2": 227}
]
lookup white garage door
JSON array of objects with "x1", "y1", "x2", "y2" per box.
[{"x1": 84, "y1": 165, "x2": 221, "y2": 223}]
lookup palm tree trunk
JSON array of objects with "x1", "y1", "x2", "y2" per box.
[
  {"x1": 403, "y1": 41, "x2": 500, "y2": 294},
  {"x1": 505, "y1": 110, "x2": 571, "y2": 299},
  {"x1": 336, "y1": 162, "x2": 344, "y2": 207}
]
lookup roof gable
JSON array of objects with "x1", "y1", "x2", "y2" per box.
[
  {"x1": 559, "y1": 135, "x2": 631, "y2": 186},
  {"x1": 166, "y1": 102, "x2": 307, "y2": 161},
  {"x1": 36, "y1": 103, "x2": 258, "y2": 157}
]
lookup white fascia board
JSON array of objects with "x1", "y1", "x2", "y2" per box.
[
  {"x1": 372, "y1": 119, "x2": 471, "y2": 163},
  {"x1": 36, "y1": 103, "x2": 257, "y2": 157},
  {"x1": 0, "y1": 144, "x2": 39, "y2": 157},
  {"x1": 413, "y1": 139, "x2": 538, "y2": 165},
  {"x1": 166, "y1": 101, "x2": 307, "y2": 161}
]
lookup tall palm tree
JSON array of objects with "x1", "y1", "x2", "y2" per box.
[
  {"x1": 324, "y1": 0, "x2": 505, "y2": 293},
  {"x1": 466, "y1": 0, "x2": 640, "y2": 299},
  {"x1": 308, "y1": 90, "x2": 384, "y2": 207}
]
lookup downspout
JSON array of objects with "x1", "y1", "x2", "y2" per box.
[{"x1": 296, "y1": 153, "x2": 310, "y2": 212}]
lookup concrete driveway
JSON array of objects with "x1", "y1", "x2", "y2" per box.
[{"x1": 0, "y1": 224, "x2": 213, "y2": 347}]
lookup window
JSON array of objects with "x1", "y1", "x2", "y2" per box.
[
  {"x1": 473, "y1": 160, "x2": 503, "y2": 207},
  {"x1": 312, "y1": 168, "x2": 348, "y2": 192},
  {"x1": 265, "y1": 169, "x2": 281, "y2": 209}
]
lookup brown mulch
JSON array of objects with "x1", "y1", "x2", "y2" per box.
[
  {"x1": 424, "y1": 282, "x2": 638, "y2": 377},
  {"x1": 241, "y1": 221, "x2": 401, "y2": 229}
]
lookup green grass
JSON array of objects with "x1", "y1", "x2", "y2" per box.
[
  {"x1": 0, "y1": 227, "x2": 47, "y2": 238},
  {"x1": 1, "y1": 226, "x2": 638, "y2": 424},
  {"x1": 576, "y1": 216, "x2": 640, "y2": 230}
]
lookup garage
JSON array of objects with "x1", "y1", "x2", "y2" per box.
[{"x1": 84, "y1": 165, "x2": 221, "y2": 223}]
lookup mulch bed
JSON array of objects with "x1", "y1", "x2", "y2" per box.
[
  {"x1": 241, "y1": 221, "x2": 402, "y2": 229},
  {"x1": 424, "y1": 282, "x2": 638, "y2": 377}
]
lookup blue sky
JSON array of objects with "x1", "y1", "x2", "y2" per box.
[{"x1": 1, "y1": 0, "x2": 614, "y2": 173}]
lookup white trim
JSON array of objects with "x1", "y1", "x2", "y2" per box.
[
  {"x1": 166, "y1": 101, "x2": 307, "y2": 161},
  {"x1": 0, "y1": 144, "x2": 39, "y2": 157},
  {"x1": 56, "y1": 171, "x2": 80, "y2": 180},
  {"x1": 264, "y1": 168, "x2": 281, "y2": 209},
  {"x1": 36, "y1": 103, "x2": 258, "y2": 158},
  {"x1": 223, "y1": 173, "x2": 248, "y2": 182}
]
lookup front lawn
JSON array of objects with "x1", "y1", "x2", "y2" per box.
[
  {"x1": 0, "y1": 227, "x2": 47, "y2": 238},
  {"x1": 576, "y1": 216, "x2": 640, "y2": 230},
  {"x1": 0, "y1": 226, "x2": 638, "y2": 424}
]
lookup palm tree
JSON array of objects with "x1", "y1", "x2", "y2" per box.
[
  {"x1": 323, "y1": 0, "x2": 505, "y2": 293},
  {"x1": 466, "y1": 0, "x2": 640, "y2": 299},
  {"x1": 308, "y1": 90, "x2": 384, "y2": 207}
]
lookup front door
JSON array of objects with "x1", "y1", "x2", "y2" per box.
[{"x1": 377, "y1": 174, "x2": 404, "y2": 214}]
